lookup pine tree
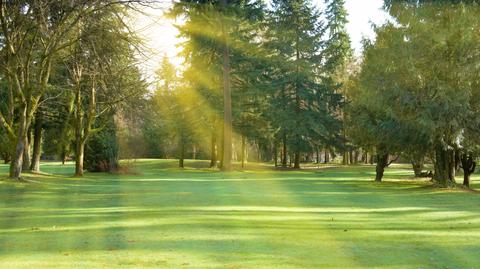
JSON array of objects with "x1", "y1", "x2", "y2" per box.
[
  {"x1": 267, "y1": 0, "x2": 337, "y2": 168},
  {"x1": 323, "y1": 0, "x2": 353, "y2": 165}
]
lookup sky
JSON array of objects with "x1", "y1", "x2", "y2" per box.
[{"x1": 132, "y1": 0, "x2": 389, "y2": 80}]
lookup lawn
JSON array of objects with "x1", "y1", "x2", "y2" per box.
[{"x1": 0, "y1": 160, "x2": 479, "y2": 269}]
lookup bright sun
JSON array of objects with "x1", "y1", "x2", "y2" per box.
[{"x1": 131, "y1": 1, "x2": 184, "y2": 81}]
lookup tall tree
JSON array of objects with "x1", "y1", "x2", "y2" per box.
[
  {"x1": 172, "y1": 0, "x2": 266, "y2": 169},
  {"x1": 65, "y1": 4, "x2": 144, "y2": 176},
  {"x1": 153, "y1": 56, "x2": 197, "y2": 168},
  {"x1": 0, "y1": 1, "x2": 141, "y2": 179},
  {"x1": 352, "y1": 2, "x2": 480, "y2": 185},
  {"x1": 267, "y1": 0, "x2": 339, "y2": 169},
  {"x1": 323, "y1": 0, "x2": 353, "y2": 165}
]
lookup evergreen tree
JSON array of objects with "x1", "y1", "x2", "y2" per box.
[
  {"x1": 323, "y1": 0, "x2": 353, "y2": 165},
  {"x1": 352, "y1": 3, "x2": 480, "y2": 185},
  {"x1": 266, "y1": 0, "x2": 339, "y2": 168}
]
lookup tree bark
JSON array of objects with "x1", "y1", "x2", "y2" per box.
[
  {"x1": 179, "y1": 134, "x2": 185, "y2": 168},
  {"x1": 221, "y1": 0, "x2": 232, "y2": 171},
  {"x1": 342, "y1": 149, "x2": 348, "y2": 165},
  {"x1": 74, "y1": 87, "x2": 84, "y2": 176},
  {"x1": 256, "y1": 142, "x2": 261, "y2": 162},
  {"x1": 294, "y1": 151, "x2": 300, "y2": 169},
  {"x1": 210, "y1": 132, "x2": 217, "y2": 168},
  {"x1": 219, "y1": 128, "x2": 224, "y2": 169},
  {"x1": 324, "y1": 148, "x2": 330, "y2": 163},
  {"x1": 10, "y1": 104, "x2": 29, "y2": 179},
  {"x1": 11, "y1": 134, "x2": 26, "y2": 179},
  {"x1": 274, "y1": 143, "x2": 278, "y2": 167},
  {"x1": 375, "y1": 153, "x2": 388, "y2": 182},
  {"x1": 353, "y1": 150, "x2": 359, "y2": 164},
  {"x1": 241, "y1": 135, "x2": 246, "y2": 168},
  {"x1": 22, "y1": 128, "x2": 31, "y2": 171},
  {"x1": 375, "y1": 145, "x2": 389, "y2": 182},
  {"x1": 61, "y1": 151, "x2": 67, "y2": 165},
  {"x1": 411, "y1": 154, "x2": 424, "y2": 177},
  {"x1": 282, "y1": 133, "x2": 287, "y2": 167},
  {"x1": 412, "y1": 161, "x2": 424, "y2": 177},
  {"x1": 30, "y1": 113, "x2": 43, "y2": 172},
  {"x1": 73, "y1": 77, "x2": 95, "y2": 177},
  {"x1": 433, "y1": 143, "x2": 456, "y2": 187},
  {"x1": 75, "y1": 139, "x2": 85, "y2": 176},
  {"x1": 461, "y1": 153, "x2": 476, "y2": 188},
  {"x1": 454, "y1": 149, "x2": 461, "y2": 175}
]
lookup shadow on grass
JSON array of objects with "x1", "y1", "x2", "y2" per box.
[{"x1": 0, "y1": 159, "x2": 479, "y2": 268}]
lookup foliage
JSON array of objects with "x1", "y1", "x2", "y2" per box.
[
  {"x1": 84, "y1": 116, "x2": 119, "y2": 172},
  {"x1": 351, "y1": 2, "x2": 480, "y2": 184}
]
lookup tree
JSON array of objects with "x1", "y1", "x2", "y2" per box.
[
  {"x1": 348, "y1": 30, "x2": 434, "y2": 182},
  {"x1": 172, "y1": 0, "x2": 266, "y2": 169},
  {"x1": 352, "y1": 3, "x2": 480, "y2": 185},
  {"x1": 2, "y1": 2, "x2": 83, "y2": 178},
  {"x1": 171, "y1": 0, "x2": 235, "y2": 170},
  {"x1": 152, "y1": 56, "x2": 198, "y2": 168},
  {"x1": 172, "y1": 1, "x2": 225, "y2": 168},
  {"x1": 64, "y1": 5, "x2": 145, "y2": 176},
  {"x1": 0, "y1": 1, "x2": 142, "y2": 179},
  {"x1": 459, "y1": 72, "x2": 480, "y2": 187},
  {"x1": 323, "y1": 0, "x2": 353, "y2": 165},
  {"x1": 266, "y1": 0, "x2": 340, "y2": 169}
]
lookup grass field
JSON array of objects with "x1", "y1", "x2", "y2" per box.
[{"x1": 0, "y1": 160, "x2": 479, "y2": 269}]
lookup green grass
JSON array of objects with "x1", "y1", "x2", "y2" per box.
[{"x1": 0, "y1": 159, "x2": 479, "y2": 269}]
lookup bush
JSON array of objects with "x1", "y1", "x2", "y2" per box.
[{"x1": 85, "y1": 120, "x2": 119, "y2": 172}]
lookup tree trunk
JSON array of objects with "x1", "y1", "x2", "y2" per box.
[
  {"x1": 22, "y1": 128, "x2": 31, "y2": 171},
  {"x1": 294, "y1": 151, "x2": 300, "y2": 169},
  {"x1": 75, "y1": 139, "x2": 85, "y2": 176},
  {"x1": 353, "y1": 150, "x2": 359, "y2": 164},
  {"x1": 241, "y1": 135, "x2": 246, "y2": 168},
  {"x1": 454, "y1": 149, "x2": 461, "y2": 175},
  {"x1": 30, "y1": 114, "x2": 43, "y2": 172},
  {"x1": 342, "y1": 149, "x2": 348, "y2": 165},
  {"x1": 349, "y1": 149, "x2": 354, "y2": 165},
  {"x1": 210, "y1": 132, "x2": 217, "y2": 168},
  {"x1": 274, "y1": 143, "x2": 278, "y2": 167},
  {"x1": 11, "y1": 135, "x2": 26, "y2": 179},
  {"x1": 3, "y1": 154, "x2": 11, "y2": 164},
  {"x1": 192, "y1": 145, "x2": 196, "y2": 160},
  {"x1": 324, "y1": 148, "x2": 330, "y2": 163},
  {"x1": 316, "y1": 147, "x2": 320, "y2": 164},
  {"x1": 73, "y1": 80, "x2": 96, "y2": 177},
  {"x1": 412, "y1": 162, "x2": 423, "y2": 178},
  {"x1": 61, "y1": 151, "x2": 67, "y2": 165},
  {"x1": 219, "y1": 129, "x2": 224, "y2": 169},
  {"x1": 282, "y1": 134, "x2": 287, "y2": 167},
  {"x1": 221, "y1": 0, "x2": 232, "y2": 171},
  {"x1": 179, "y1": 135, "x2": 185, "y2": 168},
  {"x1": 10, "y1": 105, "x2": 29, "y2": 179},
  {"x1": 375, "y1": 152, "x2": 389, "y2": 182},
  {"x1": 256, "y1": 142, "x2": 261, "y2": 162},
  {"x1": 433, "y1": 143, "x2": 456, "y2": 187},
  {"x1": 411, "y1": 155, "x2": 424, "y2": 177},
  {"x1": 461, "y1": 153, "x2": 476, "y2": 188}
]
